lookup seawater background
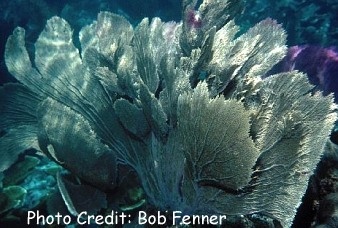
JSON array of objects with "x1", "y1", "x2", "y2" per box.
[{"x1": 0, "y1": 0, "x2": 338, "y2": 227}]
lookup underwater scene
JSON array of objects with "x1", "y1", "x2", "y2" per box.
[{"x1": 1, "y1": 0, "x2": 338, "y2": 227}]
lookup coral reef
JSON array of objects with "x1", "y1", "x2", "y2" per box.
[
  {"x1": 268, "y1": 45, "x2": 338, "y2": 102},
  {"x1": 0, "y1": 0, "x2": 336, "y2": 226},
  {"x1": 0, "y1": 155, "x2": 57, "y2": 223},
  {"x1": 299, "y1": 142, "x2": 338, "y2": 227},
  {"x1": 239, "y1": 0, "x2": 338, "y2": 46}
]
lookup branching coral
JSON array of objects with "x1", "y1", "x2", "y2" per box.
[{"x1": 0, "y1": 0, "x2": 336, "y2": 226}]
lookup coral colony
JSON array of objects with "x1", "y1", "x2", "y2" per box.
[
  {"x1": 268, "y1": 45, "x2": 338, "y2": 102},
  {"x1": 0, "y1": 0, "x2": 337, "y2": 227}
]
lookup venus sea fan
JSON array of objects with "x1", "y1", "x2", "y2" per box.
[{"x1": 0, "y1": 0, "x2": 336, "y2": 226}]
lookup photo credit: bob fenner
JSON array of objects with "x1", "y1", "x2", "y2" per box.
[{"x1": 27, "y1": 210, "x2": 227, "y2": 226}]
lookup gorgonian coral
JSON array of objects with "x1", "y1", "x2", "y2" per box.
[
  {"x1": 0, "y1": 0, "x2": 336, "y2": 226},
  {"x1": 268, "y1": 45, "x2": 338, "y2": 102}
]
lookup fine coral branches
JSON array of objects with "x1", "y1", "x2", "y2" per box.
[
  {"x1": 177, "y1": 82, "x2": 259, "y2": 191},
  {"x1": 1, "y1": 0, "x2": 337, "y2": 227}
]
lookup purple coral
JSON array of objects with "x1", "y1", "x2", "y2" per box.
[
  {"x1": 268, "y1": 45, "x2": 338, "y2": 102},
  {"x1": 186, "y1": 9, "x2": 202, "y2": 29}
]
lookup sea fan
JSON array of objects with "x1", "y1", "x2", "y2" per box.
[{"x1": 1, "y1": 0, "x2": 336, "y2": 226}]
